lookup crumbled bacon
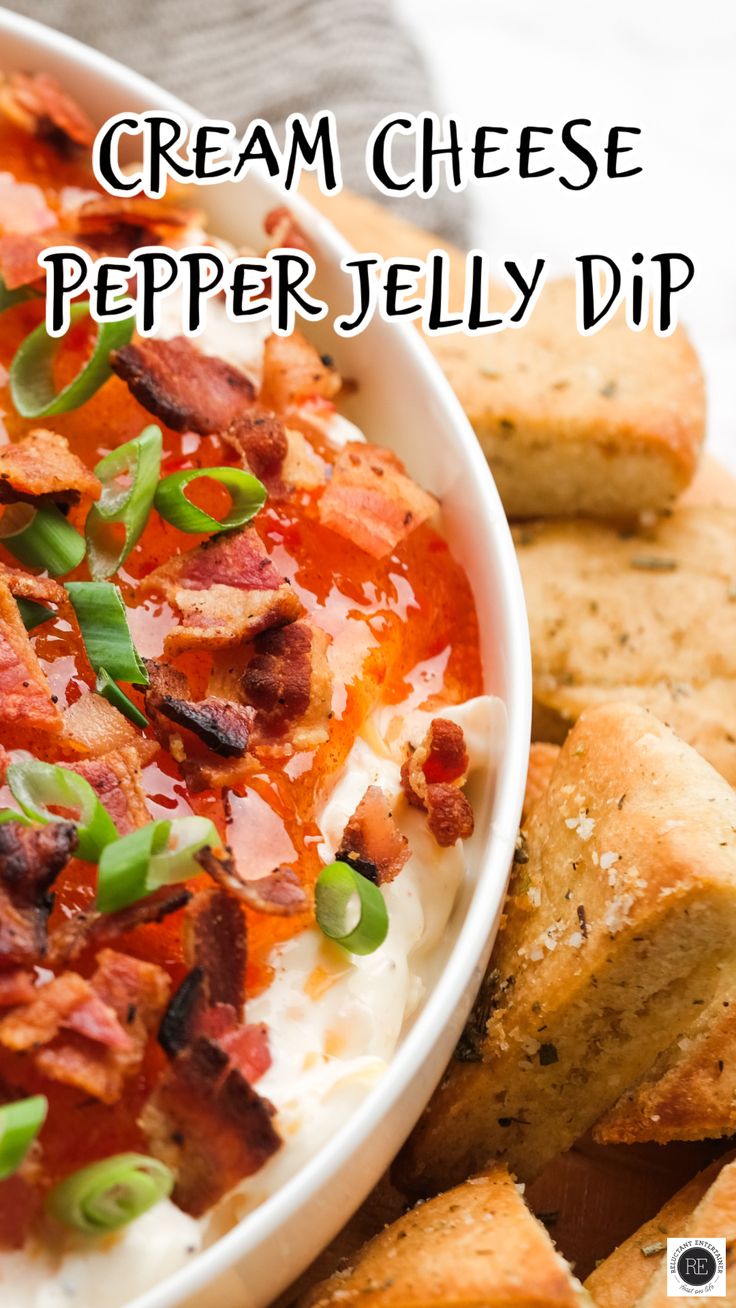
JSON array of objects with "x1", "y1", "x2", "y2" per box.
[
  {"x1": 224, "y1": 409, "x2": 288, "y2": 487},
  {"x1": 70, "y1": 745, "x2": 152, "y2": 833},
  {"x1": 0, "y1": 970, "x2": 36, "y2": 1007},
  {"x1": 139, "y1": 526, "x2": 302, "y2": 654},
  {"x1": 242, "y1": 620, "x2": 332, "y2": 749},
  {"x1": 145, "y1": 660, "x2": 255, "y2": 758},
  {"x1": 0, "y1": 174, "x2": 55, "y2": 236},
  {"x1": 0, "y1": 72, "x2": 95, "y2": 150},
  {"x1": 401, "y1": 719, "x2": 475, "y2": 847},
  {"x1": 0, "y1": 820, "x2": 77, "y2": 966},
  {"x1": 69, "y1": 195, "x2": 198, "y2": 240},
  {"x1": 260, "y1": 331, "x2": 340, "y2": 412},
  {"x1": 61, "y1": 692, "x2": 156, "y2": 761},
  {"x1": 0, "y1": 563, "x2": 65, "y2": 608},
  {"x1": 0, "y1": 233, "x2": 46, "y2": 289},
  {"x1": 197, "y1": 847, "x2": 309, "y2": 916},
  {"x1": 335, "y1": 785, "x2": 409, "y2": 886},
  {"x1": 401, "y1": 718, "x2": 470, "y2": 806},
  {"x1": 110, "y1": 337, "x2": 255, "y2": 435},
  {"x1": 139, "y1": 1034, "x2": 281, "y2": 1216},
  {"x1": 318, "y1": 443, "x2": 438, "y2": 560},
  {"x1": 263, "y1": 206, "x2": 312, "y2": 255},
  {"x1": 183, "y1": 887, "x2": 247, "y2": 1008},
  {"x1": 0, "y1": 580, "x2": 63, "y2": 741},
  {"x1": 50, "y1": 885, "x2": 192, "y2": 966},
  {"x1": 0, "y1": 951, "x2": 170, "y2": 1104},
  {"x1": 0, "y1": 429, "x2": 101, "y2": 506}
]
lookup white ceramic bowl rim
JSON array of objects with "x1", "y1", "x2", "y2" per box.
[{"x1": 0, "y1": 11, "x2": 531, "y2": 1307}]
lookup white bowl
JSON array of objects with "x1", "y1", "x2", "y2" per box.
[{"x1": 0, "y1": 11, "x2": 531, "y2": 1307}]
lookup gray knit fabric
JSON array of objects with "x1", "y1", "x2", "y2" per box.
[{"x1": 3, "y1": 0, "x2": 467, "y2": 241}]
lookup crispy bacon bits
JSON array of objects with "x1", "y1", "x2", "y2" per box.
[
  {"x1": 260, "y1": 331, "x2": 340, "y2": 412},
  {"x1": 263, "y1": 205, "x2": 311, "y2": 254},
  {"x1": 0, "y1": 950, "x2": 170, "y2": 1104},
  {"x1": 140, "y1": 1034, "x2": 281, "y2": 1216},
  {"x1": 0, "y1": 581, "x2": 63, "y2": 741},
  {"x1": 0, "y1": 72, "x2": 95, "y2": 151},
  {"x1": 224, "y1": 410, "x2": 326, "y2": 497},
  {"x1": 401, "y1": 718, "x2": 475, "y2": 847},
  {"x1": 336, "y1": 785, "x2": 409, "y2": 886},
  {"x1": 318, "y1": 443, "x2": 438, "y2": 559},
  {"x1": 242, "y1": 620, "x2": 332, "y2": 750},
  {"x1": 0, "y1": 820, "x2": 77, "y2": 966},
  {"x1": 139, "y1": 526, "x2": 302, "y2": 654},
  {"x1": 50, "y1": 885, "x2": 192, "y2": 968},
  {"x1": 145, "y1": 660, "x2": 255, "y2": 758},
  {"x1": 0, "y1": 232, "x2": 47, "y2": 289},
  {"x1": 0, "y1": 429, "x2": 101, "y2": 507},
  {"x1": 197, "y1": 847, "x2": 309, "y2": 917},
  {"x1": 71, "y1": 745, "x2": 153, "y2": 833},
  {"x1": 110, "y1": 336, "x2": 255, "y2": 434}
]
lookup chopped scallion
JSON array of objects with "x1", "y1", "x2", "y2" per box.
[
  {"x1": 96, "y1": 815, "x2": 218, "y2": 912},
  {"x1": 0, "y1": 1095, "x2": 47, "y2": 1181},
  {"x1": 315, "y1": 860, "x2": 389, "y2": 955},
  {"x1": 154, "y1": 466, "x2": 266, "y2": 535},
  {"x1": 7, "y1": 759, "x2": 117, "y2": 861},
  {"x1": 0, "y1": 502, "x2": 85, "y2": 575},
  {"x1": 16, "y1": 596, "x2": 55, "y2": 631},
  {"x1": 9, "y1": 301, "x2": 134, "y2": 419},
  {"x1": 46, "y1": 1153, "x2": 173, "y2": 1233},
  {"x1": 86, "y1": 426, "x2": 162, "y2": 579},
  {"x1": 65, "y1": 581, "x2": 148, "y2": 686}
]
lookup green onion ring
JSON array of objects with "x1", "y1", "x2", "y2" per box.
[
  {"x1": 65, "y1": 581, "x2": 148, "y2": 686},
  {"x1": 16, "y1": 596, "x2": 55, "y2": 631},
  {"x1": 45, "y1": 1153, "x2": 173, "y2": 1233},
  {"x1": 86, "y1": 426, "x2": 162, "y2": 580},
  {"x1": 96, "y1": 815, "x2": 218, "y2": 912},
  {"x1": 314, "y1": 860, "x2": 389, "y2": 956},
  {"x1": 0, "y1": 502, "x2": 86, "y2": 575},
  {"x1": 9, "y1": 300, "x2": 134, "y2": 419},
  {"x1": 154, "y1": 467, "x2": 267, "y2": 535},
  {"x1": 95, "y1": 668, "x2": 147, "y2": 729},
  {"x1": 0, "y1": 1095, "x2": 48, "y2": 1181},
  {"x1": 7, "y1": 759, "x2": 118, "y2": 861}
]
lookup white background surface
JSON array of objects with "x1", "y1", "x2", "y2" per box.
[{"x1": 397, "y1": 0, "x2": 735, "y2": 468}]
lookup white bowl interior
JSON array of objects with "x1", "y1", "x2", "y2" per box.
[{"x1": 0, "y1": 12, "x2": 531, "y2": 1308}]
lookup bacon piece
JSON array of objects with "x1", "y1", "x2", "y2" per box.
[
  {"x1": 70, "y1": 745, "x2": 152, "y2": 834},
  {"x1": 139, "y1": 526, "x2": 301, "y2": 654},
  {"x1": 401, "y1": 718, "x2": 470, "y2": 806},
  {"x1": 140, "y1": 1035, "x2": 280, "y2": 1215},
  {"x1": 110, "y1": 337, "x2": 255, "y2": 435},
  {"x1": 0, "y1": 970, "x2": 36, "y2": 1007},
  {"x1": 61, "y1": 692, "x2": 156, "y2": 761},
  {"x1": 0, "y1": 821, "x2": 77, "y2": 966},
  {"x1": 145, "y1": 660, "x2": 255, "y2": 758},
  {"x1": 0, "y1": 233, "x2": 46, "y2": 289},
  {"x1": 197, "y1": 847, "x2": 309, "y2": 916},
  {"x1": 263, "y1": 205, "x2": 312, "y2": 255},
  {"x1": 0, "y1": 72, "x2": 95, "y2": 150},
  {"x1": 0, "y1": 429, "x2": 101, "y2": 507},
  {"x1": 335, "y1": 785, "x2": 409, "y2": 886},
  {"x1": 224, "y1": 409, "x2": 288, "y2": 486},
  {"x1": 0, "y1": 953, "x2": 169, "y2": 1103},
  {"x1": 0, "y1": 173, "x2": 55, "y2": 236},
  {"x1": 242, "y1": 620, "x2": 332, "y2": 750},
  {"x1": 260, "y1": 331, "x2": 340, "y2": 412},
  {"x1": 400, "y1": 718, "x2": 475, "y2": 847},
  {"x1": 0, "y1": 563, "x2": 66, "y2": 609},
  {"x1": 217, "y1": 1021, "x2": 271, "y2": 1083},
  {"x1": 318, "y1": 442, "x2": 438, "y2": 560},
  {"x1": 50, "y1": 885, "x2": 192, "y2": 966},
  {"x1": 160, "y1": 887, "x2": 247, "y2": 1056},
  {"x1": 69, "y1": 195, "x2": 198, "y2": 240},
  {"x1": 0, "y1": 581, "x2": 63, "y2": 741}
]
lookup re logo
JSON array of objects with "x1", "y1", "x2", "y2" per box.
[{"x1": 667, "y1": 1238, "x2": 726, "y2": 1296}]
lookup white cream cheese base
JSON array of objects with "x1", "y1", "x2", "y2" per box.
[{"x1": 0, "y1": 695, "x2": 495, "y2": 1308}]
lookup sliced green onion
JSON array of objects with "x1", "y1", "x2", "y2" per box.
[
  {"x1": 46, "y1": 1152, "x2": 173, "y2": 1233},
  {"x1": 17, "y1": 596, "x2": 55, "y2": 631},
  {"x1": 65, "y1": 581, "x2": 148, "y2": 686},
  {"x1": 96, "y1": 815, "x2": 218, "y2": 912},
  {"x1": 86, "y1": 426, "x2": 162, "y2": 580},
  {"x1": 315, "y1": 860, "x2": 389, "y2": 956},
  {"x1": 0, "y1": 1095, "x2": 47, "y2": 1181},
  {"x1": 95, "y1": 668, "x2": 147, "y2": 728},
  {"x1": 7, "y1": 759, "x2": 117, "y2": 861},
  {"x1": 0, "y1": 503, "x2": 86, "y2": 575},
  {"x1": 0, "y1": 275, "x2": 38, "y2": 316},
  {"x1": 154, "y1": 467, "x2": 267, "y2": 535},
  {"x1": 10, "y1": 300, "x2": 134, "y2": 419},
  {"x1": 0, "y1": 807, "x2": 32, "y2": 825}
]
